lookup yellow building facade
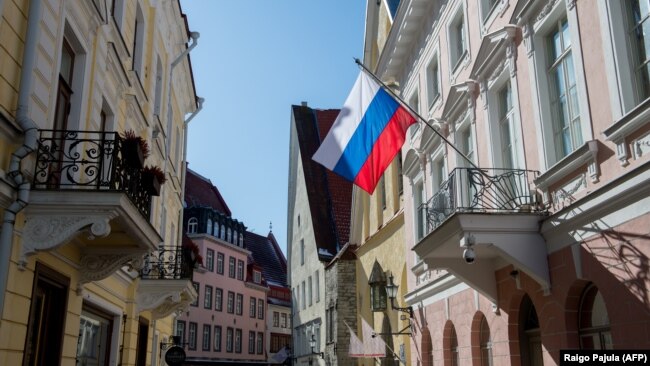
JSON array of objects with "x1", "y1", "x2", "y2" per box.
[{"x1": 0, "y1": 0, "x2": 199, "y2": 365}]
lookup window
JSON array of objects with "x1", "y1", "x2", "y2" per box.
[
  {"x1": 315, "y1": 270, "x2": 320, "y2": 303},
  {"x1": 431, "y1": 151, "x2": 447, "y2": 192},
  {"x1": 220, "y1": 224, "x2": 226, "y2": 240},
  {"x1": 153, "y1": 56, "x2": 163, "y2": 116},
  {"x1": 308, "y1": 276, "x2": 313, "y2": 306},
  {"x1": 300, "y1": 239, "x2": 305, "y2": 265},
  {"x1": 187, "y1": 218, "x2": 198, "y2": 234},
  {"x1": 427, "y1": 55, "x2": 441, "y2": 107},
  {"x1": 273, "y1": 311, "x2": 280, "y2": 327},
  {"x1": 450, "y1": 325, "x2": 459, "y2": 366},
  {"x1": 253, "y1": 270, "x2": 261, "y2": 284},
  {"x1": 281, "y1": 313, "x2": 287, "y2": 328},
  {"x1": 188, "y1": 322, "x2": 197, "y2": 350},
  {"x1": 235, "y1": 329, "x2": 242, "y2": 353},
  {"x1": 111, "y1": 0, "x2": 126, "y2": 30},
  {"x1": 414, "y1": 180, "x2": 426, "y2": 241},
  {"x1": 204, "y1": 285, "x2": 213, "y2": 309},
  {"x1": 249, "y1": 331, "x2": 256, "y2": 354},
  {"x1": 229, "y1": 257, "x2": 236, "y2": 278},
  {"x1": 327, "y1": 305, "x2": 335, "y2": 342},
  {"x1": 449, "y1": 6, "x2": 467, "y2": 72},
  {"x1": 206, "y1": 249, "x2": 214, "y2": 272},
  {"x1": 217, "y1": 252, "x2": 224, "y2": 274},
  {"x1": 257, "y1": 332, "x2": 264, "y2": 354},
  {"x1": 236, "y1": 294, "x2": 243, "y2": 315},
  {"x1": 132, "y1": 4, "x2": 145, "y2": 78},
  {"x1": 379, "y1": 176, "x2": 386, "y2": 210},
  {"x1": 480, "y1": 0, "x2": 499, "y2": 22},
  {"x1": 258, "y1": 299, "x2": 264, "y2": 319},
  {"x1": 480, "y1": 317, "x2": 493, "y2": 366},
  {"x1": 579, "y1": 285, "x2": 612, "y2": 349},
  {"x1": 202, "y1": 324, "x2": 211, "y2": 351},
  {"x1": 176, "y1": 320, "x2": 186, "y2": 343},
  {"x1": 301, "y1": 281, "x2": 306, "y2": 310},
  {"x1": 227, "y1": 228, "x2": 232, "y2": 243},
  {"x1": 547, "y1": 17, "x2": 582, "y2": 159},
  {"x1": 206, "y1": 219, "x2": 213, "y2": 237},
  {"x1": 459, "y1": 123, "x2": 475, "y2": 165},
  {"x1": 53, "y1": 39, "x2": 75, "y2": 133},
  {"x1": 214, "y1": 326, "x2": 222, "y2": 352},
  {"x1": 496, "y1": 82, "x2": 517, "y2": 168},
  {"x1": 409, "y1": 91, "x2": 420, "y2": 137},
  {"x1": 237, "y1": 260, "x2": 244, "y2": 280},
  {"x1": 215, "y1": 288, "x2": 223, "y2": 311},
  {"x1": 368, "y1": 261, "x2": 387, "y2": 311},
  {"x1": 396, "y1": 151, "x2": 404, "y2": 195},
  {"x1": 250, "y1": 297, "x2": 257, "y2": 318},
  {"x1": 226, "y1": 328, "x2": 233, "y2": 352},
  {"x1": 191, "y1": 282, "x2": 199, "y2": 307},
  {"x1": 628, "y1": 0, "x2": 650, "y2": 102},
  {"x1": 227, "y1": 291, "x2": 234, "y2": 313},
  {"x1": 297, "y1": 215, "x2": 301, "y2": 227}
]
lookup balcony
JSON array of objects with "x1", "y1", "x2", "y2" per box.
[
  {"x1": 412, "y1": 168, "x2": 549, "y2": 303},
  {"x1": 21, "y1": 130, "x2": 161, "y2": 289},
  {"x1": 137, "y1": 246, "x2": 198, "y2": 319}
]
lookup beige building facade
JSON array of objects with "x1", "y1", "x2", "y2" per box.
[{"x1": 0, "y1": 0, "x2": 200, "y2": 365}]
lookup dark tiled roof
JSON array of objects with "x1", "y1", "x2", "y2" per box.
[
  {"x1": 246, "y1": 230, "x2": 288, "y2": 287},
  {"x1": 292, "y1": 105, "x2": 353, "y2": 261},
  {"x1": 184, "y1": 168, "x2": 231, "y2": 215}
]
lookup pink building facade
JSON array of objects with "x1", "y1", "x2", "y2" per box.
[
  {"x1": 176, "y1": 170, "x2": 269, "y2": 365},
  {"x1": 363, "y1": 0, "x2": 650, "y2": 365}
]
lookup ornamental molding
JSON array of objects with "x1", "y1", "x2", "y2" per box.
[
  {"x1": 78, "y1": 251, "x2": 146, "y2": 291},
  {"x1": 136, "y1": 280, "x2": 197, "y2": 319},
  {"x1": 21, "y1": 214, "x2": 114, "y2": 268},
  {"x1": 534, "y1": 0, "x2": 560, "y2": 27}
]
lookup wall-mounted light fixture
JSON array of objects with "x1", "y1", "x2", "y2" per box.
[{"x1": 385, "y1": 274, "x2": 414, "y2": 319}]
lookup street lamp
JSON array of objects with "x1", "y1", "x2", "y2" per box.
[{"x1": 386, "y1": 274, "x2": 413, "y2": 318}]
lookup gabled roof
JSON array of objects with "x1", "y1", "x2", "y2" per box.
[
  {"x1": 246, "y1": 230, "x2": 288, "y2": 287},
  {"x1": 184, "y1": 167, "x2": 231, "y2": 215},
  {"x1": 292, "y1": 105, "x2": 353, "y2": 261}
]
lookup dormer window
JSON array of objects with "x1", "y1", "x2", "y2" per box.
[
  {"x1": 187, "y1": 218, "x2": 198, "y2": 234},
  {"x1": 253, "y1": 270, "x2": 261, "y2": 284}
]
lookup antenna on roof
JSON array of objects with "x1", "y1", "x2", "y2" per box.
[{"x1": 269, "y1": 221, "x2": 273, "y2": 233}]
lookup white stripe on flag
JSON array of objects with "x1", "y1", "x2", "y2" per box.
[
  {"x1": 361, "y1": 317, "x2": 386, "y2": 357},
  {"x1": 312, "y1": 71, "x2": 381, "y2": 170}
]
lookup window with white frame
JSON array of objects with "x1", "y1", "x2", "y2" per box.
[
  {"x1": 449, "y1": 5, "x2": 468, "y2": 72},
  {"x1": 206, "y1": 249, "x2": 214, "y2": 272},
  {"x1": 599, "y1": 0, "x2": 650, "y2": 115},
  {"x1": 414, "y1": 179, "x2": 426, "y2": 241},
  {"x1": 480, "y1": 0, "x2": 499, "y2": 23},
  {"x1": 308, "y1": 276, "x2": 313, "y2": 306},
  {"x1": 249, "y1": 331, "x2": 256, "y2": 354},
  {"x1": 202, "y1": 324, "x2": 211, "y2": 351},
  {"x1": 547, "y1": 17, "x2": 582, "y2": 160},
  {"x1": 216, "y1": 252, "x2": 224, "y2": 274},
  {"x1": 188, "y1": 322, "x2": 197, "y2": 350},
  {"x1": 235, "y1": 329, "x2": 242, "y2": 353},
  {"x1": 315, "y1": 270, "x2": 320, "y2": 302},
  {"x1": 253, "y1": 270, "x2": 261, "y2": 284},
  {"x1": 176, "y1": 320, "x2": 186, "y2": 343},
  {"x1": 250, "y1": 297, "x2": 256, "y2": 318},
  {"x1": 214, "y1": 326, "x2": 222, "y2": 352},
  {"x1": 111, "y1": 0, "x2": 126, "y2": 31},
  {"x1": 133, "y1": 4, "x2": 145, "y2": 78},
  {"x1": 206, "y1": 219, "x2": 213, "y2": 236},
  {"x1": 229, "y1": 257, "x2": 236, "y2": 278},
  {"x1": 300, "y1": 239, "x2": 305, "y2": 265},
  {"x1": 301, "y1": 281, "x2": 306, "y2": 310},
  {"x1": 427, "y1": 54, "x2": 441, "y2": 108},
  {"x1": 458, "y1": 122, "x2": 475, "y2": 166},
  {"x1": 487, "y1": 77, "x2": 522, "y2": 169},
  {"x1": 237, "y1": 260, "x2": 244, "y2": 280},
  {"x1": 204, "y1": 285, "x2": 212, "y2": 309},
  {"x1": 236, "y1": 293, "x2": 243, "y2": 315},
  {"x1": 154, "y1": 56, "x2": 163, "y2": 116},
  {"x1": 258, "y1": 299, "x2": 264, "y2": 319},
  {"x1": 431, "y1": 149, "x2": 447, "y2": 193},
  {"x1": 409, "y1": 90, "x2": 420, "y2": 137},
  {"x1": 187, "y1": 218, "x2": 198, "y2": 234},
  {"x1": 215, "y1": 288, "x2": 222, "y2": 311},
  {"x1": 226, "y1": 327, "x2": 233, "y2": 352}
]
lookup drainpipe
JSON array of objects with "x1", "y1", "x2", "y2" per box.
[
  {"x1": 159, "y1": 31, "x2": 199, "y2": 242},
  {"x1": 0, "y1": 0, "x2": 42, "y2": 314},
  {"x1": 179, "y1": 96, "x2": 204, "y2": 212}
]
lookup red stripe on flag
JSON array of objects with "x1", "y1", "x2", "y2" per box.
[{"x1": 354, "y1": 106, "x2": 416, "y2": 193}]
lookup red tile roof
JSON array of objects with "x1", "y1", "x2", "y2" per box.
[
  {"x1": 184, "y1": 167, "x2": 231, "y2": 215},
  {"x1": 292, "y1": 105, "x2": 353, "y2": 260}
]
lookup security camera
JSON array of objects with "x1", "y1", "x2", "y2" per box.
[{"x1": 463, "y1": 247, "x2": 475, "y2": 264}]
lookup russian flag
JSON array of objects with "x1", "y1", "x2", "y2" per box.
[{"x1": 312, "y1": 71, "x2": 417, "y2": 194}]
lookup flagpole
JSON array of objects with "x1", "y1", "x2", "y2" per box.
[{"x1": 354, "y1": 58, "x2": 480, "y2": 171}]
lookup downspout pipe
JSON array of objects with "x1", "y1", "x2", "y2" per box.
[
  {"x1": 160, "y1": 32, "x2": 199, "y2": 212},
  {"x1": 179, "y1": 96, "x2": 204, "y2": 202},
  {"x1": 0, "y1": 0, "x2": 42, "y2": 313}
]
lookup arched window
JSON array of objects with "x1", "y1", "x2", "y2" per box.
[
  {"x1": 227, "y1": 228, "x2": 232, "y2": 243},
  {"x1": 213, "y1": 221, "x2": 218, "y2": 237},
  {"x1": 368, "y1": 261, "x2": 387, "y2": 312},
  {"x1": 450, "y1": 325, "x2": 459, "y2": 366},
  {"x1": 518, "y1": 295, "x2": 543, "y2": 366},
  {"x1": 233, "y1": 231, "x2": 238, "y2": 246},
  {"x1": 239, "y1": 233, "x2": 244, "y2": 247},
  {"x1": 220, "y1": 224, "x2": 225, "y2": 240},
  {"x1": 579, "y1": 285, "x2": 612, "y2": 349},
  {"x1": 206, "y1": 219, "x2": 213, "y2": 236},
  {"x1": 480, "y1": 317, "x2": 492, "y2": 366},
  {"x1": 187, "y1": 218, "x2": 198, "y2": 234}
]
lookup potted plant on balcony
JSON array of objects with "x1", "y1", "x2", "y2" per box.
[
  {"x1": 142, "y1": 165, "x2": 166, "y2": 196},
  {"x1": 182, "y1": 240, "x2": 203, "y2": 269},
  {"x1": 120, "y1": 129, "x2": 150, "y2": 169}
]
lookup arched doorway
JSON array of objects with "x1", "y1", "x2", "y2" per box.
[
  {"x1": 579, "y1": 284, "x2": 612, "y2": 349},
  {"x1": 421, "y1": 327, "x2": 433, "y2": 366},
  {"x1": 518, "y1": 295, "x2": 543, "y2": 366}
]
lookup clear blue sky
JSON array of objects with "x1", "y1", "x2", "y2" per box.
[{"x1": 180, "y1": 1, "x2": 366, "y2": 255}]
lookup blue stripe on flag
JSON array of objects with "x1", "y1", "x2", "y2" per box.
[{"x1": 332, "y1": 88, "x2": 400, "y2": 181}]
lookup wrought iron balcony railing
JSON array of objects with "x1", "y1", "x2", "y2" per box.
[
  {"x1": 140, "y1": 246, "x2": 194, "y2": 280},
  {"x1": 33, "y1": 130, "x2": 152, "y2": 218},
  {"x1": 418, "y1": 168, "x2": 543, "y2": 234}
]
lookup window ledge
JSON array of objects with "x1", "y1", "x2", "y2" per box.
[
  {"x1": 603, "y1": 97, "x2": 650, "y2": 143},
  {"x1": 411, "y1": 260, "x2": 428, "y2": 275},
  {"x1": 534, "y1": 140, "x2": 599, "y2": 190}
]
